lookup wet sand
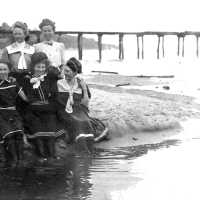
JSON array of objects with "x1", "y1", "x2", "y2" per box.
[{"x1": 86, "y1": 74, "x2": 200, "y2": 148}]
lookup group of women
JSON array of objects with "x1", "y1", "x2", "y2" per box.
[{"x1": 0, "y1": 19, "x2": 108, "y2": 165}]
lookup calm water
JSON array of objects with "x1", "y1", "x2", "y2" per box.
[{"x1": 0, "y1": 138, "x2": 187, "y2": 200}]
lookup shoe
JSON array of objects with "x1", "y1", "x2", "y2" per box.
[
  {"x1": 94, "y1": 127, "x2": 109, "y2": 143},
  {"x1": 85, "y1": 135, "x2": 94, "y2": 153},
  {"x1": 75, "y1": 134, "x2": 89, "y2": 153}
]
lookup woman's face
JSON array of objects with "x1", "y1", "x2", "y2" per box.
[
  {"x1": 42, "y1": 25, "x2": 54, "y2": 41},
  {"x1": 13, "y1": 27, "x2": 25, "y2": 43},
  {"x1": 0, "y1": 63, "x2": 9, "y2": 80},
  {"x1": 33, "y1": 62, "x2": 46, "y2": 77},
  {"x1": 63, "y1": 65, "x2": 76, "y2": 80}
]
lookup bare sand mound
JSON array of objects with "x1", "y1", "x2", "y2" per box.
[{"x1": 88, "y1": 84, "x2": 200, "y2": 137}]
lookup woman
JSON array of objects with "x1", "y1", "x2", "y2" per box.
[
  {"x1": 34, "y1": 18, "x2": 65, "y2": 68},
  {"x1": 22, "y1": 52, "x2": 65, "y2": 159},
  {"x1": 0, "y1": 59, "x2": 28, "y2": 166},
  {"x1": 56, "y1": 59, "x2": 108, "y2": 153},
  {"x1": 1, "y1": 21, "x2": 35, "y2": 85},
  {"x1": 66, "y1": 57, "x2": 108, "y2": 143}
]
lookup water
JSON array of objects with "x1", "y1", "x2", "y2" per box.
[{"x1": 0, "y1": 139, "x2": 181, "y2": 200}]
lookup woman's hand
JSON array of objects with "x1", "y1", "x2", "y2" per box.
[
  {"x1": 79, "y1": 79, "x2": 90, "y2": 107},
  {"x1": 79, "y1": 78, "x2": 87, "y2": 91}
]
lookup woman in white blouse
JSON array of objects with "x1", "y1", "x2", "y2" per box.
[
  {"x1": 34, "y1": 18, "x2": 65, "y2": 68},
  {"x1": 2, "y1": 21, "x2": 35, "y2": 77}
]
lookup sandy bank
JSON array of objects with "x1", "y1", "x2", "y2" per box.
[{"x1": 84, "y1": 74, "x2": 200, "y2": 148}]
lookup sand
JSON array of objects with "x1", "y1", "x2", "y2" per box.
[{"x1": 84, "y1": 74, "x2": 200, "y2": 148}]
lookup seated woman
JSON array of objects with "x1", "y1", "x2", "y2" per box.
[
  {"x1": 22, "y1": 52, "x2": 65, "y2": 160},
  {"x1": 66, "y1": 58, "x2": 109, "y2": 143},
  {"x1": 0, "y1": 59, "x2": 28, "y2": 166},
  {"x1": 56, "y1": 59, "x2": 108, "y2": 153}
]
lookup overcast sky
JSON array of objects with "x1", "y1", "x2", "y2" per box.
[{"x1": 0, "y1": 0, "x2": 200, "y2": 32}]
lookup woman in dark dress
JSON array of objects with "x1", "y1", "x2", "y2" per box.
[
  {"x1": 0, "y1": 59, "x2": 28, "y2": 165},
  {"x1": 56, "y1": 59, "x2": 108, "y2": 153},
  {"x1": 66, "y1": 58, "x2": 109, "y2": 143},
  {"x1": 22, "y1": 52, "x2": 65, "y2": 159}
]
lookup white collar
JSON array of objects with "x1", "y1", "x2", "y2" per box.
[
  {"x1": 7, "y1": 42, "x2": 34, "y2": 54},
  {"x1": 43, "y1": 40, "x2": 54, "y2": 45},
  {"x1": 15, "y1": 41, "x2": 26, "y2": 48}
]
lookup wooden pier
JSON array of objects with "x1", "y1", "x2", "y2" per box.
[{"x1": 1, "y1": 30, "x2": 200, "y2": 61}]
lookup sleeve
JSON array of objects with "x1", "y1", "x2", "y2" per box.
[
  {"x1": 47, "y1": 66, "x2": 61, "y2": 80},
  {"x1": 87, "y1": 85, "x2": 91, "y2": 99},
  {"x1": 16, "y1": 80, "x2": 29, "y2": 102},
  {"x1": 60, "y1": 43, "x2": 66, "y2": 65},
  {"x1": 15, "y1": 82, "x2": 22, "y2": 93},
  {"x1": 1, "y1": 47, "x2": 9, "y2": 60},
  {"x1": 20, "y1": 76, "x2": 31, "y2": 94},
  {"x1": 33, "y1": 43, "x2": 39, "y2": 52},
  {"x1": 49, "y1": 79, "x2": 58, "y2": 98},
  {"x1": 78, "y1": 77, "x2": 91, "y2": 98}
]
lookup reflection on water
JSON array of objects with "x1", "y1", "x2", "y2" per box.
[{"x1": 0, "y1": 139, "x2": 179, "y2": 200}]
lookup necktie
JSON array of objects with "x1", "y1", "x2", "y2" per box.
[{"x1": 18, "y1": 51, "x2": 27, "y2": 70}]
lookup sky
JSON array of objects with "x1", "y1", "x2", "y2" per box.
[{"x1": 0, "y1": 0, "x2": 200, "y2": 32}]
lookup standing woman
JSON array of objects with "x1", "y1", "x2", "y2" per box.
[
  {"x1": 1, "y1": 21, "x2": 35, "y2": 85},
  {"x1": 22, "y1": 52, "x2": 65, "y2": 160},
  {"x1": 34, "y1": 18, "x2": 65, "y2": 68}
]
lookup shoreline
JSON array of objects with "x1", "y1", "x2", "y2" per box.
[{"x1": 86, "y1": 74, "x2": 200, "y2": 149}]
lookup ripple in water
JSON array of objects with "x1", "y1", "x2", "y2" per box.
[{"x1": 0, "y1": 139, "x2": 179, "y2": 200}]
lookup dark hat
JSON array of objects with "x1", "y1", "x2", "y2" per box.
[
  {"x1": 31, "y1": 52, "x2": 48, "y2": 66},
  {"x1": 0, "y1": 58, "x2": 12, "y2": 70}
]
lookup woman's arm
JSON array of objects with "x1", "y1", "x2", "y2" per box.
[
  {"x1": 1, "y1": 48, "x2": 9, "y2": 60},
  {"x1": 18, "y1": 88, "x2": 29, "y2": 102},
  {"x1": 79, "y1": 79, "x2": 90, "y2": 107},
  {"x1": 60, "y1": 43, "x2": 66, "y2": 65}
]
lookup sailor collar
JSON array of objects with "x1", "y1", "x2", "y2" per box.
[
  {"x1": 0, "y1": 79, "x2": 11, "y2": 86},
  {"x1": 6, "y1": 42, "x2": 35, "y2": 54}
]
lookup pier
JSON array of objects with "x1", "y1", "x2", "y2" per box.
[{"x1": 1, "y1": 30, "x2": 200, "y2": 62}]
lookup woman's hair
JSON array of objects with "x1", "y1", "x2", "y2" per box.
[
  {"x1": 66, "y1": 59, "x2": 78, "y2": 73},
  {"x1": 39, "y1": 18, "x2": 56, "y2": 31},
  {"x1": 0, "y1": 59, "x2": 12, "y2": 71},
  {"x1": 65, "y1": 57, "x2": 82, "y2": 74},
  {"x1": 68, "y1": 57, "x2": 82, "y2": 74},
  {"x1": 12, "y1": 21, "x2": 29, "y2": 36},
  {"x1": 30, "y1": 52, "x2": 49, "y2": 74}
]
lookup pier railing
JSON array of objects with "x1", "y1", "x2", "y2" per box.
[{"x1": 1, "y1": 30, "x2": 200, "y2": 62}]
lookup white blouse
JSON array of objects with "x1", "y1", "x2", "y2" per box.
[
  {"x1": 7, "y1": 42, "x2": 35, "y2": 70},
  {"x1": 34, "y1": 41, "x2": 65, "y2": 68},
  {"x1": 57, "y1": 78, "x2": 82, "y2": 113}
]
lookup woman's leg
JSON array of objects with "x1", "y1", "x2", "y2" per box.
[
  {"x1": 36, "y1": 138, "x2": 46, "y2": 158},
  {"x1": 7, "y1": 138, "x2": 18, "y2": 163},
  {"x1": 47, "y1": 138, "x2": 55, "y2": 158},
  {"x1": 15, "y1": 133, "x2": 24, "y2": 161}
]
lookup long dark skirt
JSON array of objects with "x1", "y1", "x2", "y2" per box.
[
  {"x1": 0, "y1": 110, "x2": 23, "y2": 143},
  {"x1": 57, "y1": 105, "x2": 94, "y2": 142},
  {"x1": 23, "y1": 105, "x2": 65, "y2": 139}
]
